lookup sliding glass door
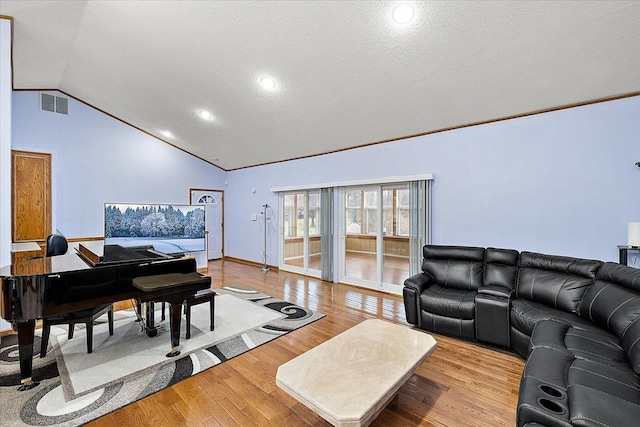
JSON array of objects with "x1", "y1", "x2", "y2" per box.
[
  {"x1": 344, "y1": 187, "x2": 378, "y2": 281},
  {"x1": 276, "y1": 177, "x2": 429, "y2": 289},
  {"x1": 280, "y1": 191, "x2": 322, "y2": 278},
  {"x1": 339, "y1": 184, "x2": 410, "y2": 294}
]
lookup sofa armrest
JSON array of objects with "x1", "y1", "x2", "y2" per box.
[
  {"x1": 478, "y1": 285, "x2": 514, "y2": 299},
  {"x1": 404, "y1": 272, "x2": 432, "y2": 294},
  {"x1": 475, "y1": 287, "x2": 513, "y2": 347},
  {"x1": 403, "y1": 273, "x2": 432, "y2": 327}
]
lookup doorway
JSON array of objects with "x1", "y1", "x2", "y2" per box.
[
  {"x1": 190, "y1": 189, "x2": 223, "y2": 260},
  {"x1": 279, "y1": 190, "x2": 322, "y2": 278},
  {"x1": 339, "y1": 184, "x2": 410, "y2": 294}
]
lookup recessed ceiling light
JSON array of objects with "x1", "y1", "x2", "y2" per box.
[
  {"x1": 392, "y1": 3, "x2": 414, "y2": 24},
  {"x1": 161, "y1": 130, "x2": 174, "y2": 138},
  {"x1": 260, "y1": 77, "x2": 276, "y2": 90},
  {"x1": 198, "y1": 110, "x2": 214, "y2": 120}
]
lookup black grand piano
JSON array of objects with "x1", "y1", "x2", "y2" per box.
[{"x1": 0, "y1": 242, "x2": 211, "y2": 390}]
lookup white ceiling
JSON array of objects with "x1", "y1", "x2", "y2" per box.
[{"x1": 2, "y1": 1, "x2": 640, "y2": 171}]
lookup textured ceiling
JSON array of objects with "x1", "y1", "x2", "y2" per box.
[{"x1": 2, "y1": 1, "x2": 640, "y2": 170}]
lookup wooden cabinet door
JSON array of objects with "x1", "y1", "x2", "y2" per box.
[{"x1": 12, "y1": 150, "x2": 52, "y2": 243}]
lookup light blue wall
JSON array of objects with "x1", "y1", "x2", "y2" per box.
[
  {"x1": 226, "y1": 95, "x2": 640, "y2": 265},
  {"x1": 9, "y1": 90, "x2": 640, "y2": 268},
  {"x1": 11, "y1": 91, "x2": 226, "y2": 239}
]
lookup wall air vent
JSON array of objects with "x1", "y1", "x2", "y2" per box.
[{"x1": 40, "y1": 93, "x2": 68, "y2": 115}]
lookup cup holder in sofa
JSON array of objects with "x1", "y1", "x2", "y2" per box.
[
  {"x1": 537, "y1": 398, "x2": 567, "y2": 415},
  {"x1": 538, "y1": 384, "x2": 566, "y2": 399}
]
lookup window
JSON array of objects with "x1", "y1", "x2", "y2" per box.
[
  {"x1": 346, "y1": 190, "x2": 362, "y2": 233},
  {"x1": 396, "y1": 188, "x2": 409, "y2": 236},
  {"x1": 382, "y1": 189, "x2": 393, "y2": 235},
  {"x1": 283, "y1": 194, "x2": 296, "y2": 238},
  {"x1": 364, "y1": 190, "x2": 378, "y2": 234},
  {"x1": 308, "y1": 192, "x2": 320, "y2": 236},
  {"x1": 284, "y1": 192, "x2": 321, "y2": 237},
  {"x1": 346, "y1": 186, "x2": 408, "y2": 236},
  {"x1": 295, "y1": 194, "x2": 305, "y2": 237},
  {"x1": 281, "y1": 190, "x2": 324, "y2": 277}
]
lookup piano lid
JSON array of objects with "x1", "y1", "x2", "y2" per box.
[
  {"x1": 77, "y1": 243, "x2": 172, "y2": 267},
  {"x1": 0, "y1": 241, "x2": 173, "y2": 278},
  {"x1": 1, "y1": 244, "x2": 89, "y2": 278}
]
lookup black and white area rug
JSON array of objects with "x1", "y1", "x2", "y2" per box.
[{"x1": 0, "y1": 286, "x2": 324, "y2": 426}]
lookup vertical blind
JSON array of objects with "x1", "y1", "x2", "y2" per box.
[
  {"x1": 320, "y1": 187, "x2": 333, "y2": 281},
  {"x1": 409, "y1": 180, "x2": 429, "y2": 276}
]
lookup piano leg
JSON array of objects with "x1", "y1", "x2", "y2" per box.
[
  {"x1": 16, "y1": 320, "x2": 39, "y2": 391},
  {"x1": 166, "y1": 302, "x2": 182, "y2": 357},
  {"x1": 144, "y1": 301, "x2": 158, "y2": 337}
]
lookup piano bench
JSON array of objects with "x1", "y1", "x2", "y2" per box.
[
  {"x1": 161, "y1": 289, "x2": 216, "y2": 338},
  {"x1": 40, "y1": 304, "x2": 114, "y2": 357},
  {"x1": 132, "y1": 272, "x2": 209, "y2": 292}
]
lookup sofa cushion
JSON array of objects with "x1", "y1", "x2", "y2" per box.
[
  {"x1": 422, "y1": 245, "x2": 485, "y2": 291},
  {"x1": 419, "y1": 284, "x2": 476, "y2": 319},
  {"x1": 423, "y1": 245, "x2": 485, "y2": 262},
  {"x1": 579, "y1": 262, "x2": 640, "y2": 374},
  {"x1": 567, "y1": 358, "x2": 640, "y2": 427},
  {"x1": 511, "y1": 299, "x2": 595, "y2": 338},
  {"x1": 531, "y1": 320, "x2": 628, "y2": 368},
  {"x1": 516, "y1": 252, "x2": 602, "y2": 314},
  {"x1": 420, "y1": 311, "x2": 476, "y2": 339},
  {"x1": 485, "y1": 247, "x2": 519, "y2": 292},
  {"x1": 568, "y1": 358, "x2": 640, "y2": 400},
  {"x1": 564, "y1": 327, "x2": 628, "y2": 367}
]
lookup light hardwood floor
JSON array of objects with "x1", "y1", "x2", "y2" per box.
[
  {"x1": 284, "y1": 252, "x2": 410, "y2": 285},
  {"x1": 89, "y1": 260, "x2": 525, "y2": 427}
]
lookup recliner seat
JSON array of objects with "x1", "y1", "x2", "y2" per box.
[
  {"x1": 510, "y1": 251, "x2": 603, "y2": 357},
  {"x1": 404, "y1": 245, "x2": 484, "y2": 339}
]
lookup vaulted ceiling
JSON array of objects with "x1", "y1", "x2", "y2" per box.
[{"x1": 2, "y1": 1, "x2": 640, "y2": 170}]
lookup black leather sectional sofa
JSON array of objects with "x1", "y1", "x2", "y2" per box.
[{"x1": 403, "y1": 245, "x2": 640, "y2": 427}]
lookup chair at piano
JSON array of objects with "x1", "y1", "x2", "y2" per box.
[
  {"x1": 39, "y1": 234, "x2": 115, "y2": 357},
  {"x1": 44, "y1": 233, "x2": 69, "y2": 257}
]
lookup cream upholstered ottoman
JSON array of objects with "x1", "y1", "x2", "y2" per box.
[{"x1": 276, "y1": 319, "x2": 437, "y2": 427}]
